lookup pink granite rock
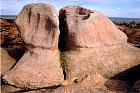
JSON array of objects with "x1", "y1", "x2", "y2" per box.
[
  {"x1": 59, "y1": 6, "x2": 140, "y2": 79},
  {"x1": 3, "y1": 3, "x2": 64, "y2": 89},
  {"x1": 59, "y1": 6, "x2": 127, "y2": 50}
]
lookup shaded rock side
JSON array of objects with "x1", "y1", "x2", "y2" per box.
[
  {"x1": 59, "y1": 6, "x2": 140, "y2": 79},
  {"x1": 1, "y1": 85, "x2": 22, "y2": 93},
  {"x1": 0, "y1": 48, "x2": 16, "y2": 76},
  {"x1": 3, "y1": 3, "x2": 64, "y2": 89}
]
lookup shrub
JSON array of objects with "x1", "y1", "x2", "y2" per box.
[{"x1": 60, "y1": 52, "x2": 66, "y2": 70}]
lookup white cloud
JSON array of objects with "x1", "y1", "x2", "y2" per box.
[{"x1": 117, "y1": 8, "x2": 121, "y2": 10}]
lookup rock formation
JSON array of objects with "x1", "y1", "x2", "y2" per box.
[
  {"x1": 1, "y1": 4, "x2": 140, "y2": 92},
  {"x1": 0, "y1": 18, "x2": 24, "y2": 48},
  {"x1": 0, "y1": 48, "x2": 16, "y2": 76},
  {"x1": 3, "y1": 3, "x2": 64, "y2": 89},
  {"x1": 59, "y1": 6, "x2": 140, "y2": 79}
]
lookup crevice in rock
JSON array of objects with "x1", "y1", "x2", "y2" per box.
[
  {"x1": 59, "y1": 52, "x2": 67, "y2": 80},
  {"x1": 1, "y1": 77, "x2": 6, "y2": 86},
  {"x1": 13, "y1": 84, "x2": 61, "y2": 93},
  {"x1": 82, "y1": 14, "x2": 90, "y2": 20},
  {"x1": 58, "y1": 10, "x2": 68, "y2": 80},
  {"x1": 28, "y1": 8, "x2": 32, "y2": 23},
  {"x1": 37, "y1": 13, "x2": 40, "y2": 30},
  {"x1": 58, "y1": 10, "x2": 67, "y2": 52}
]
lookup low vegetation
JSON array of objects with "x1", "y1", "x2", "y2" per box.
[{"x1": 60, "y1": 52, "x2": 66, "y2": 70}]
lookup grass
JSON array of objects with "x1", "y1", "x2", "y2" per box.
[{"x1": 60, "y1": 52, "x2": 66, "y2": 70}]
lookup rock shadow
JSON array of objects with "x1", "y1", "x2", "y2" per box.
[{"x1": 105, "y1": 64, "x2": 140, "y2": 92}]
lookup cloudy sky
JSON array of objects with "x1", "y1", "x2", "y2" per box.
[{"x1": 0, "y1": 0, "x2": 140, "y2": 18}]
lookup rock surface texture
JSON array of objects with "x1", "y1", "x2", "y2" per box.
[
  {"x1": 0, "y1": 18, "x2": 24, "y2": 48},
  {"x1": 3, "y1": 3, "x2": 64, "y2": 89},
  {"x1": 59, "y1": 6, "x2": 140, "y2": 79},
  {"x1": 0, "y1": 48, "x2": 16, "y2": 76}
]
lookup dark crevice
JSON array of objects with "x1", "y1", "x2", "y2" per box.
[
  {"x1": 13, "y1": 85, "x2": 61, "y2": 93},
  {"x1": 45, "y1": 17, "x2": 57, "y2": 43},
  {"x1": 58, "y1": 10, "x2": 68, "y2": 52},
  {"x1": 1, "y1": 84, "x2": 61, "y2": 93},
  {"x1": 63, "y1": 69, "x2": 67, "y2": 80},
  {"x1": 83, "y1": 14, "x2": 90, "y2": 20},
  {"x1": 37, "y1": 13, "x2": 40, "y2": 30},
  {"x1": 28, "y1": 8, "x2": 31, "y2": 23},
  {"x1": 1, "y1": 77, "x2": 6, "y2": 86},
  {"x1": 58, "y1": 10, "x2": 68, "y2": 80}
]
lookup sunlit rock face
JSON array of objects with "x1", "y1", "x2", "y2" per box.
[
  {"x1": 59, "y1": 6, "x2": 140, "y2": 79},
  {"x1": 59, "y1": 6, "x2": 127, "y2": 50}
]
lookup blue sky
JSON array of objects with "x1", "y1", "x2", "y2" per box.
[{"x1": 0, "y1": 0, "x2": 140, "y2": 18}]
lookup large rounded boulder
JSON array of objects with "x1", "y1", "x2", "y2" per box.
[
  {"x1": 59, "y1": 6, "x2": 140, "y2": 79},
  {"x1": 3, "y1": 3, "x2": 64, "y2": 89}
]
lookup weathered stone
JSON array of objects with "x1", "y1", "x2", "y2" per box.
[
  {"x1": 59, "y1": 6, "x2": 140, "y2": 79},
  {"x1": 0, "y1": 48, "x2": 16, "y2": 76},
  {"x1": 16, "y1": 3, "x2": 59, "y2": 49},
  {"x1": 3, "y1": 3, "x2": 64, "y2": 89}
]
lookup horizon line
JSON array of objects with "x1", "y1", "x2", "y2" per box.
[{"x1": 0, "y1": 15, "x2": 140, "y2": 19}]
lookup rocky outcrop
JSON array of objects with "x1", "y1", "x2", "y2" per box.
[
  {"x1": 59, "y1": 6, "x2": 140, "y2": 79},
  {"x1": 1, "y1": 4, "x2": 139, "y2": 92},
  {"x1": 3, "y1": 3, "x2": 64, "y2": 89},
  {"x1": 0, "y1": 48, "x2": 16, "y2": 76},
  {"x1": 117, "y1": 24, "x2": 140, "y2": 47},
  {"x1": 0, "y1": 18, "x2": 25, "y2": 48}
]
